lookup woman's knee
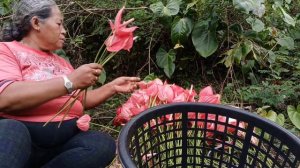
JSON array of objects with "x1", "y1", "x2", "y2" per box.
[
  {"x1": 0, "y1": 119, "x2": 31, "y2": 168},
  {"x1": 66, "y1": 131, "x2": 116, "y2": 166},
  {"x1": 0, "y1": 119, "x2": 31, "y2": 140}
]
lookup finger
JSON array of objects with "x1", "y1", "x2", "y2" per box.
[
  {"x1": 88, "y1": 63, "x2": 103, "y2": 70},
  {"x1": 123, "y1": 77, "x2": 141, "y2": 82},
  {"x1": 92, "y1": 69, "x2": 101, "y2": 76}
]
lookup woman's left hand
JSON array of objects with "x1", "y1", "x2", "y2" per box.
[{"x1": 109, "y1": 77, "x2": 140, "y2": 94}]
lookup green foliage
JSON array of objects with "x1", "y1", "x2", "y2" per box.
[
  {"x1": 0, "y1": 0, "x2": 12, "y2": 15},
  {"x1": 171, "y1": 17, "x2": 193, "y2": 44},
  {"x1": 150, "y1": 0, "x2": 182, "y2": 17},
  {"x1": 257, "y1": 106, "x2": 285, "y2": 126},
  {"x1": 192, "y1": 19, "x2": 218, "y2": 57},
  {"x1": 287, "y1": 104, "x2": 300, "y2": 129},
  {"x1": 156, "y1": 48, "x2": 176, "y2": 78},
  {"x1": 236, "y1": 81, "x2": 300, "y2": 109}
]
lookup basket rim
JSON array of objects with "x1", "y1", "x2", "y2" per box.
[{"x1": 118, "y1": 102, "x2": 300, "y2": 168}]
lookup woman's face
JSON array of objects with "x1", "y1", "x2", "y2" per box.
[{"x1": 37, "y1": 5, "x2": 66, "y2": 51}]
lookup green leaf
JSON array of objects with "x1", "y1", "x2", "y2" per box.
[
  {"x1": 156, "y1": 48, "x2": 176, "y2": 78},
  {"x1": 98, "y1": 69, "x2": 106, "y2": 84},
  {"x1": 165, "y1": 0, "x2": 182, "y2": 16},
  {"x1": 276, "y1": 114, "x2": 285, "y2": 127},
  {"x1": 280, "y1": 6, "x2": 295, "y2": 26},
  {"x1": 233, "y1": 0, "x2": 265, "y2": 17},
  {"x1": 265, "y1": 110, "x2": 277, "y2": 122},
  {"x1": 192, "y1": 22, "x2": 218, "y2": 58},
  {"x1": 184, "y1": 1, "x2": 198, "y2": 14},
  {"x1": 246, "y1": 17, "x2": 265, "y2": 32},
  {"x1": 171, "y1": 17, "x2": 193, "y2": 44},
  {"x1": 229, "y1": 23, "x2": 243, "y2": 34},
  {"x1": 230, "y1": 40, "x2": 253, "y2": 64},
  {"x1": 143, "y1": 73, "x2": 158, "y2": 82},
  {"x1": 150, "y1": 2, "x2": 164, "y2": 16},
  {"x1": 276, "y1": 36, "x2": 294, "y2": 50},
  {"x1": 150, "y1": 0, "x2": 181, "y2": 17},
  {"x1": 287, "y1": 105, "x2": 300, "y2": 129}
]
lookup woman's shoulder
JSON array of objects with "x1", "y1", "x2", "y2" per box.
[
  {"x1": 0, "y1": 41, "x2": 14, "y2": 53},
  {"x1": 0, "y1": 41, "x2": 22, "y2": 50}
]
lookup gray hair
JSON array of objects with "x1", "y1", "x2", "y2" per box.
[{"x1": 1, "y1": 0, "x2": 57, "y2": 42}]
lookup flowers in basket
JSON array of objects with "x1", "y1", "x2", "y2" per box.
[
  {"x1": 114, "y1": 78, "x2": 244, "y2": 139},
  {"x1": 44, "y1": 6, "x2": 137, "y2": 128}
]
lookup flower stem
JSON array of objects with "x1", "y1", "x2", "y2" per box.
[
  {"x1": 94, "y1": 32, "x2": 112, "y2": 63},
  {"x1": 43, "y1": 90, "x2": 83, "y2": 127},
  {"x1": 90, "y1": 123, "x2": 120, "y2": 132},
  {"x1": 100, "y1": 52, "x2": 117, "y2": 66}
]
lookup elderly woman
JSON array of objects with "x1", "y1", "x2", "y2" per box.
[{"x1": 0, "y1": 0, "x2": 139, "y2": 168}]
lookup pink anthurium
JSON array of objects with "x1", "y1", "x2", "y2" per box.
[
  {"x1": 199, "y1": 86, "x2": 221, "y2": 104},
  {"x1": 157, "y1": 84, "x2": 174, "y2": 103},
  {"x1": 145, "y1": 83, "x2": 159, "y2": 97},
  {"x1": 105, "y1": 6, "x2": 138, "y2": 52},
  {"x1": 76, "y1": 114, "x2": 91, "y2": 131}
]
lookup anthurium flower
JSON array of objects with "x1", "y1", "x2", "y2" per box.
[
  {"x1": 157, "y1": 84, "x2": 174, "y2": 103},
  {"x1": 105, "y1": 6, "x2": 138, "y2": 52},
  {"x1": 76, "y1": 114, "x2": 91, "y2": 131},
  {"x1": 198, "y1": 86, "x2": 221, "y2": 104}
]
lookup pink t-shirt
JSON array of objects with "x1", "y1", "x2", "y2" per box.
[{"x1": 0, "y1": 41, "x2": 83, "y2": 122}]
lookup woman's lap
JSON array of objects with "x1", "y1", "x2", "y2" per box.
[
  {"x1": 43, "y1": 131, "x2": 116, "y2": 168},
  {"x1": 0, "y1": 118, "x2": 116, "y2": 168}
]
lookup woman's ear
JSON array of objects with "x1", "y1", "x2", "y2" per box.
[{"x1": 30, "y1": 16, "x2": 41, "y2": 31}]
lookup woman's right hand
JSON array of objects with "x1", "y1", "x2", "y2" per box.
[{"x1": 67, "y1": 63, "x2": 103, "y2": 90}]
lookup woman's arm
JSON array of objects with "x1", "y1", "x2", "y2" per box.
[
  {"x1": 0, "y1": 63, "x2": 102, "y2": 113},
  {"x1": 84, "y1": 77, "x2": 140, "y2": 109},
  {"x1": 0, "y1": 78, "x2": 67, "y2": 112}
]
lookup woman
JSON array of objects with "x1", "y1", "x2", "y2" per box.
[{"x1": 0, "y1": 0, "x2": 139, "y2": 168}]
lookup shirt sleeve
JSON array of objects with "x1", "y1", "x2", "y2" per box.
[{"x1": 0, "y1": 43, "x2": 22, "y2": 93}]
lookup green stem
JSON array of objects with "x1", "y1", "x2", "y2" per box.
[
  {"x1": 99, "y1": 52, "x2": 117, "y2": 66},
  {"x1": 90, "y1": 123, "x2": 120, "y2": 132},
  {"x1": 94, "y1": 31, "x2": 112, "y2": 63}
]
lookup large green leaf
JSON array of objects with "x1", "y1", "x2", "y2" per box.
[
  {"x1": 156, "y1": 48, "x2": 176, "y2": 78},
  {"x1": 192, "y1": 22, "x2": 218, "y2": 58},
  {"x1": 171, "y1": 17, "x2": 193, "y2": 44},
  {"x1": 287, "y1": 105, "x2": 300, "y2": 129},
  {"x1": 233, "y1": 0, "x2": 265, "y2": 17},
  {"x1": 165, "y1": 0, "x2": 182, "y2": 16},
  {"x1": 150, "y1": 2, "x2": 164, "y2": 16},
  {"x1": 246, "y1": 17, "x2": 265, "y2": 32},
  {"x1": 276, "y1": 36, "x2": 294, "y2": 50},
  {"x1": 150, "y1": 0, "x2": 181, "y2": 17}
]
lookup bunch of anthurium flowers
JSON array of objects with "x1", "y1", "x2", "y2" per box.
[
  {"x1": 114, "y1": 78, "x2": 246, "y2": 139},
  {"x1": 44, "y1": 7, "x2": 137, "y2": 130}
]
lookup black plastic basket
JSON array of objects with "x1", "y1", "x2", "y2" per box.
[{"x1": 118, "y1": 103, "x2": 300, "y2": 168}]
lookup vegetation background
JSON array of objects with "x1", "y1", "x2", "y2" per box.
[{"x1": 1, "y1": 1, "x2": 299, "y2": 166}]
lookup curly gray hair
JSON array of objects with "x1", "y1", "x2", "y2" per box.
[{"x1": 1, "y1": 0, "x2": 57, "y2": 42}]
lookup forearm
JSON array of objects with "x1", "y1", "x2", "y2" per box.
[
  {"x1": 84, "y1": 82, "x2": 116, "y2": 109},
  {"x1": 0, "y1": 78, "x2": 67, "y2": 112}
]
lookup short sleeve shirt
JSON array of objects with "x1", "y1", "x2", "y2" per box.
[{"x1": 0, "y1": 41, "x2": 83, "y2": 122}]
